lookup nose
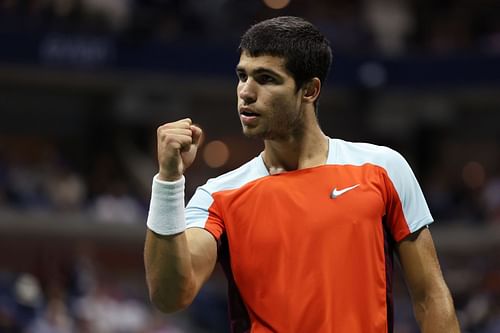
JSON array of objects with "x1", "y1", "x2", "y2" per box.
[{"x1": 238, "y1": 80, "x2": 257, "y2": 104}]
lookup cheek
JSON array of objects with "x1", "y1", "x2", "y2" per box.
[{"x1": 270, "y1": 94, "x2": 298, "y2": 113}]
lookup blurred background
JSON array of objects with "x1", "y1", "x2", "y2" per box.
[{"x1": 0, "y1": 0, "x2": 499, "y2": 332}]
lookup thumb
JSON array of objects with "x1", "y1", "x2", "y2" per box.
[{"x1": 191, "y1": 125, "x2": 203, "y2": 147}]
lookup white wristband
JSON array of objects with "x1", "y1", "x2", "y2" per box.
[{"x1": 146, "y1": 174, "x2": 186, "y2": 235}]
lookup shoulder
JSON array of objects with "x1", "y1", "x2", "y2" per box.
[
  {"x1": 199, "y1": 155, "x2": 268, "y2": 195},
  {"x1": 330, "y1": 138, "x2": 408, "y2": 171}
]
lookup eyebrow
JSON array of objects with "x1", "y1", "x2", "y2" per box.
[{"x1": 236, "y1": 66, "x2": 282, "y2": 78}]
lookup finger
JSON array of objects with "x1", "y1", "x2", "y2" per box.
[
  {"x1": 164, "y1": 134, "x2": 192, "y2": 148},
  {"x1": 190, "y1": 125, "x2": 203, "y2": 147},
  {"x1": 172, "y1": 118, "x2": 191, "y2": 125},
  {"x1": 175, "y1": 118, "x2": 192, "y2": 127},
  {"x1": 158, "y1": 118, "x2": 192, "y2": 131},
  {"x1": 159, "y1": 128, "x2": 192, "y2": 137}
]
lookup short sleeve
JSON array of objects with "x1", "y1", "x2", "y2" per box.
[
  {"x1": 382, "y1": 149, "x2": 434, "y2": 242},
  {"x1": 185, "y1": 187, "x2": 225, "y2": 241}
]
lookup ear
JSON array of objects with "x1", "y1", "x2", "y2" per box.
[{"x1": 301, "y1": 78, "x2": 321, "y2": 104}]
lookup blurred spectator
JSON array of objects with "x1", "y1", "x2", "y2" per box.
[
  {"x1": 43, "y1": 165, "x2": 87, "y2": 212},
  {"x1": 88, "y1": 152, "x2": 146, "y2": 223},
  {"x1": 362, "y1": 0, "x2": 415, "y2": 56},
  {"x1": 2, "y1": 0, "x2": 500, "y2": 55},
  {"x1": 0, "y1": 137, "x2": 146, "y2": 222},
  {"x1": 81, "y1": 0, "x2": 131, "y2": 31},
  {"x1": 73, "y1": 284, "x2": 149, "y2": 333},
  {"x1": 27, "y1": 297, "x2": 75, "y2": 333},
  {"x1": 40, "y1": 144, "x2": 87, "y2": 212},
  {"x1": 5, "y1": 153, "x2": 49, "y2": 211},
  {"x1": 90, "y1": 179, "x2": 145, "y2": 224}
]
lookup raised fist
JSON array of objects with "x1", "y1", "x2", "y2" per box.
[{"x1": 156, "y1": 118, "x2": 203, "y2": 181}]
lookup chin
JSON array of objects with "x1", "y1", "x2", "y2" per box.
[
  {"x1": 241, "y1": 126, "x2": 264, "y2": 139},
  {"x1": 242, "y1": 129, "x2": 259, "y2": 139}
]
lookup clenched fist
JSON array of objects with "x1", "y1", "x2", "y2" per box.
[{"x1": 156, "y1": 118, "x2": 203, "y2": 181}]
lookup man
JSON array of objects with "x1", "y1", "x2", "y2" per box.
[{"x1": 144, "y1": 16, "x2": 460, "y2": 333}]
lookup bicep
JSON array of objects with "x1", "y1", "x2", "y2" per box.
[
  {"x1": 186, "y1": 227, "x2": 218, "y2": 288},
  {"x1": 396, "y1": 227, "x2": 448, "y2": 301}
]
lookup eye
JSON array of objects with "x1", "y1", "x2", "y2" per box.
[
  {"x1": 236, "y1": 71, "x2": 248, "y2": 82},
  {"x1": 257, "y1": 75, "x2": 275, "y2": 84}
]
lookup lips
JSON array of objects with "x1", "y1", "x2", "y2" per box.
[
  {"x1": 239, "y1": 107, "x2": 260, "y2": 117},
  {"x1": 239, "y1": 107, "x2": 260, "y2": 125}
]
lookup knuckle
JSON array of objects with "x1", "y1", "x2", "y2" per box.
[
  {"x1": 164, "y1": 136, "x2": 179, "y2": 147},
  {"x1": 156, "y1": 120, "x2": 194, "y2": 148}
]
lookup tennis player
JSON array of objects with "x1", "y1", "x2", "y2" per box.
[{"x1": 144, "y1": 16, "x2": 460, "y2": 333}]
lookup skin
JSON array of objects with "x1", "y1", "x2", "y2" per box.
[
  {"x1": 236, "y1": 51, "x2": 328, "y2": 171},
  {"x1": 397, "y1": 228, "x2": 461, "y2": 332},
  {"x1": 145, "y1": 118, "x2": 217, "y2": 312},
  {"x1": 144, "y1": 52, "x2": 460, "y2": 332}
]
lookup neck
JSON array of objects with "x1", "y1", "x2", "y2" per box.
[{"x1": 263, "y1": 116, "x2": 328, "y2": 172}]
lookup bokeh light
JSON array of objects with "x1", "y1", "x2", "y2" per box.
[
  {"x1": 203, "y1": 140, "x2": 230, "y2": 168},
  {"x1": 462, "y1": 161, "x2": 486, "y2": 189},
  {"x1": 263, "y1": 0, "x2": 291, "y2": 10}
]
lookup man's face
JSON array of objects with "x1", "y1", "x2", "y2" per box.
[{"x1": 236, "y1": 52, "x2": 304, "y2": 140}]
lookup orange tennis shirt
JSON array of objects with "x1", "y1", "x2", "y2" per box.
[{"x1": 186, "y1": 138, "x2": 433, "y2": 333}]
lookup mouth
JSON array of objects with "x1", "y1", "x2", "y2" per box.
[
  {"x1": 239, "y1": 108, "x2": 260, "y2": 126},
  {"x1": 239, "y1": 107, "x2": 260, "y2": 117},
  {"x1": 239, "y1": 107, "x2": 261, "y2": 125}
]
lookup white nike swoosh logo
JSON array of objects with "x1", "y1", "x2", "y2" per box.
[{"x1": 331, "y1": 184, "x2": 360, "y2": 199}]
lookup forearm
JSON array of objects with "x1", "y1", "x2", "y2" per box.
[
  {"x1": 144, "y1": 229, "x2": 196, "y2": 313},
  {"x1": 144, "y1": 121, "x2": 214, "y2": 312},
  {"x1": 413, "y1": 290, "x2": 461, "y2": 333}
]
